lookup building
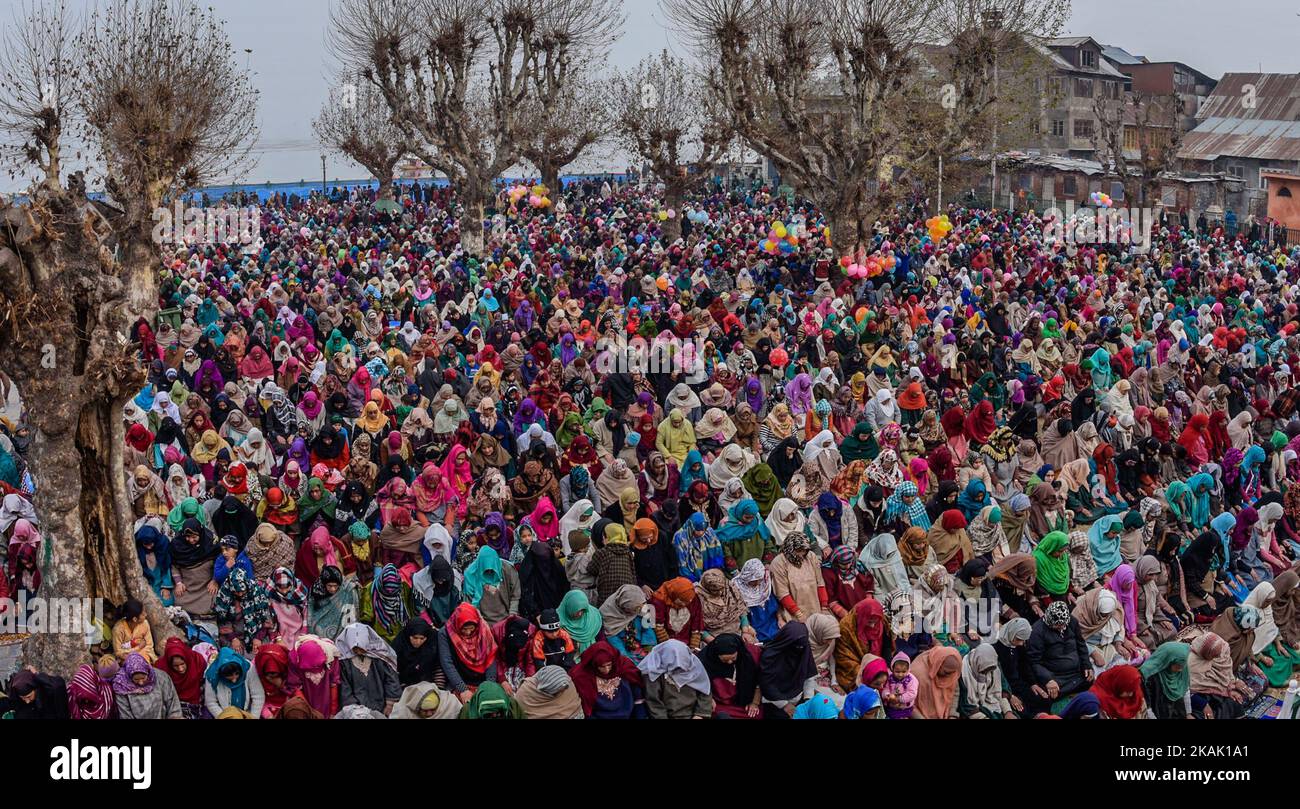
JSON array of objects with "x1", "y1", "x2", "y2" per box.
[
  {"x1": 1035, "y1": 36, "x2": 1132, "y2": 160},
  {"x1": 1178, "y1": 73, "x2": 1300, "y2": 218}
]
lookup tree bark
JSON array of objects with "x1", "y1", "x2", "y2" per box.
[
  {"x1": 661, "y1": 183, "x2": 684, "y2": 244},
  {"x1": 830, "y1": 206, "x2": 866, "y2": 262},
  {"x1": 377, "y1": 178, "x2": 395, "y2": 203},
  {"x1": 460, "y1": 185, "x2": 489, "y2": 255}
]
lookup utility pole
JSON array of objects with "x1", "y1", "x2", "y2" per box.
[{"x1": 321, "y1": 154, "x2": 327, "y2": 196}]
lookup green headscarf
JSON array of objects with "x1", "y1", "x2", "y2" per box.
[
  {"x1": 1139, "y1": 641, "x2": 1190, "y2": 702},
  {"x1": 1032, "y1": 531, "x2": 1071, "y2": 596},
  {"x1": 582, "y1": 397, "x2": 610, "y2": 423},
  {"x1": 558, "y1": 589, "x2": 603, "y2": 651},
  {"x1": 167, "y1": 497, "x2": 210, "y2": 533},
  {"x1": 839, "y1": 421, "x2": 880, "y2": 463},
  {"x1": 458, "y1": 680, "x2": 525, "y2": 719},
  {"x1": 462, "y1": 546, "x2": 502, "y2": 606},
  {"x1": 740, "y1": 463, "x2": 782, "y2": 517},
  {"x1": 298, "y1": 477, "x2": 337, "y2": 523},
  {"x1": 555, "y1": 412, "x2": 585, "y2": 449}
]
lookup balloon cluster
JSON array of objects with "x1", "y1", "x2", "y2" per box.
[
  {"x1": 761, "y1": 220, "x2": 799, "y2": 254},
  {"x1": 509, "y1": 183, "x2": 552, "y2": 208},
  {"x1": 686, "y1": 208, "x2": 710, "y2": 225},
  {"x1": 1089, "y1": 191, "x2": 1113, "y2": 208},
  {"x1": 656, "y1": 208, "x2": 677, "y2": 221},
  {"x1": 925, "y1": 214, "x2": 952, "y2": 241},
  {"x1": 840, "y1": 252, "x2": 896, "y2": 279}
]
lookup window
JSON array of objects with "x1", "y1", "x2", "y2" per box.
[
  {"x1": 1051, "y1": 119, "x2": 1066, "y2": 137},
  {"x1": 1226, "y1": 165, "x2": 1245, "y2": 179},
  {"x1": 1073, "y1": 118, "x2": 1094, "y2": 138},
  {"x1": 1110, "y1": 182, "x2": 1125, "y2": 201},
  {"x1": 1074, "y1": 77, "x2": 1093, "y2": 97},
  {"x1": 1104, "y1": 82, "x2": 1121, "y2": 100},
  {"x1": 1063, "y1": 176, "x2": 1077, "y2": 195},
  {"x1": 1260, "y1": 169, "x2": 1271, "y2": 190},
  {"x1": 1279, "y1": 186, "x2": 1293, "y2": 198},
  {"x1": 1048, "y1": 77, "x2": 1065, "y2": 100},
  {"x1": 1123, "y1": 126, "x2": 1138, "y2": 151},
  {"x1": 1080, "y1": 49, "x2": 1096, "y2": 67}
]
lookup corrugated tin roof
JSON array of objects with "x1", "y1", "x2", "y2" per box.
[
  {"x1": 1180, "y1": 73, "x2": 1300, "y2": 161},
  {"x1": 1101, "y1": 45, "x2": 1146, "y2": 66}
]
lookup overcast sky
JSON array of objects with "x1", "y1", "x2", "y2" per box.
[{"x1": 0, "y1": 0, "x2": 1295, "y2": 190}]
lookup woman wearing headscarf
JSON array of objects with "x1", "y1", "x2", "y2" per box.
[
  {"x1": 768, "y1": 532, "x2": 826, "y2": 626},
  {"x1": 571, "y1": 640, "x2": 645, "y2": 719},
  {"x1": 906, "y1": 645, "x2": 961, "y2": 719},
  {"x1": 1087, "y1": 513, "x2": 1126, "y2": 577},
  {"x1": 558, "y1": 589, "x2": 603, "y2": 654},
  {"x1": 1032, "y1": 530, "x2": 1072, "y2": 604},
  {"x1": 927, "y1": 509, "x2": 974, "y2": 574},
  {"x1": 67, "y1": 663, "x2": 117, "y2": 720},
  {"x1": 834, "y1": 595, "x2": 889, "y2": 691},
  {"x1": 957, "y1": 643, "x2": 1010, "y2": 719},
  {"x1": 638, "y1": 638, "x2": 714, "y2": 719},
  {"x1": 1134, "y1": 555, "x2": 1177, "y2": 648},
  {"x1": 171, "y1": 516, "x2": 219, "y2": 617},
  {"x1": 1025, "y1": 601, "x2": 1093, "y2": 713},
  {"x1": 991, "y1": 617, "x2": 1034, "y2": 716},
  {"x1": 1188, "y1": 632, "x2": 1251, "y2": 719},
  {"x1": 758, "y1": 621, "x2": 817, "y2": 717},
  {"x1": 715, "y1": 498, "x2": 777, "y2": 571},
  {"x1": 1087, "y1": 664, "x2": 1144, "y2": 719},
  {"x1": 1139, "y1": 641, "x2": 1192, "y2": 719},
  {"x1": 338, "y1": 622, "x2": 402, "y2": 714},
  {"x1": 699, "y1": 632, "x2": 763, "y2": 719},
  {"x1": 112, "y1": 652, "x2": 182, "y2": 719},
  {"x1": 462, "y1": 546, "x2": 520, "y2": 625},
  {"x1": 1209, "y1": 604, "x2": 1262, "y2": 672},
  {"x1": 390, "y1": 681, "x2": 461, "y2": 719},
  {"x1": 1246, "y1": 574, "x2": 1300, "y2": 687},
  {"x1": 308, "y1": 565, "x2": 358, "y2": 640},
  {"x1": 266, "y1": 566, "x2": 310, "y2": 648},
  {"x1": 394, "y1": 617, "x2": 442, "y2": 687},
  {"x1": 204, "y1": 646, "x2": 265, "y2": 718},
  {"x1": 518, "y1": 539, "x2": 570, "y2": 622}
]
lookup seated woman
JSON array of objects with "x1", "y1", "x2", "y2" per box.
[
  {"x1": 111, "y1": 598, "x2": 156, "y2": 664},
  {"x1": 255, "y1": 643, "x2": 292, "y2": 718},
  {"x1": 390, "y1": 681, "x2": 461, "y2": 719},
  {"x1": 1134, "y1": 555, "x2": 1177, "y2": 648},
  {"x1": 911, "y1": 646, "x2": 962, "y2": 719},
  {"x1": 155, "y1": 637, "x2": 208, "y2": 719},
  {"x1": 1072, "y1": 588, "x2": 1141, "y2": 674},
  {"x1": 957, "y1": 643, "x2": 1010, "y2": 719},
  {"x1": 437, "y1": 603, "x2": 499, "y2": 702},
  {"x1": 696, "y1": 568, "x2": 749, "y2": 644},
  {"x1": 1246, "y1": 576, "x2": 1300, "y2": 688},
  {"x1": 700, "y1": 633, "x2": 762, "y2": 719},
  {"x1": 599, "y1": 584, "x2": 657, "y2": 664},
  {"x1": 135, "y1": 523, "x2": 174, "y2": 606},
  {"x1": 638, "y1": 638, "x2": 714, "y2": 719},
  {"x1": 715, "y1": 499, "x2": 776, "y2": 571},
  {"x1": 511, "y1": 665, "x2": 585, "y2": 719},
  {"x1": 1025, "y1": 601, "x2": 1092, "y2": 714},
  {"x1": 992, "y1": 618, "x2": 1034, "y2": 717},
  {"x1": 1188, "y1": 632, "x2": 1252, "y2": 719},
  {"x1": 758, "y1": 622, "x2": 817, "y2": 717},
  {"x1": 288, "y1": 635, "x2": 340, "y2": 718},
  {"x1": 395, "y1": 617, "x2": 441, "y2": 687},
  {"x1": 989, "y1": 553, "x2": 1042, "y2": 622},
  {"x1": 651, "y1": 576, "x2": 704, "y2": 650},
  {"x1": 734, "y1": 558, "x2": 781, "y2": 643},
  {"x1": 571, "y1": 640, "x2": 644, "y2": 719},
  {"x1": 337, "y1": 622, "x2": 402, "y2": 715},
  {"x1": 834, "y1": 597, "x2": 889, "y2": 692},
  {"x1": 204, "y1": 646, "x2": 265, "y2": 718},
  {"x1": 171, "y1": 517, "x2": 219, "y2": 618},
  {"x1": 112, "y1": 653, "x2": 181, "y2": 719},
  {"x1": 1088, "y1": 664, "x2": 1145, "y2": 719},
  {"x1": 307, "y1": 565, "x2": 358, "y2": 640},
  {"x1": 1139, "y1": 641, "x2": 1192, "y2": 719}
]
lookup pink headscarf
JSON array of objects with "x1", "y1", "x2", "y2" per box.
[
  {"x1": 439, "y1": 444, "x2": 474, "y2": 517},
  {"x1": 1109, "y1": 563, "x2": 1138, "y2": 637}
]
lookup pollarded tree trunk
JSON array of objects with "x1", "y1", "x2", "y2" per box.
[
  {"x1": 460, "y1": 184, "x2": 490, "y2": 255},
  {"x1": 377, "y1": 178, "x2": 395, "y2": 203},
  {"x1": 830, "y1": 206, "x2": 867, "y2": 263},
  {"x1": 661, "y1": 182, "x2": 684, "y2": 245},
  {"x1": 0, "y1": 195, "x2": 175, "y2": 677}
]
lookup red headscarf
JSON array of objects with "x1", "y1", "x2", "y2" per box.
[
  {"x1": 1093, "y1": 443, "x2": 1118, "y2": 494},
  {"x1": 940, "y1": 406, "x2": 966, "y2": 439},
  {"x1": 446, "y1": 602, "x2": 497, "y2": 674},
  {"x1": 570, "y1": 640, "x2": 643, "y2": 716},
  {"x1": 126, "y1": 423, "x2": 154, "y2": 452},
  {"x1": 963, "y1": 400, "x2": 996, "y2": 444},
  {"x1": 1090, "y1": 664, "x2": 1144, "y2": 719},
  {"x1": 255, "y1": 642, "x2": 292, "y2": 714},
  {"x1": 155, "y1": 637, "x2": 208, "y2": 704},
  {"x1": 852, "y1": 597, "x2": 885, "y2": 655},
  {"x1": 1177, "y1": 413, "x2": 1210, "y2": 465}
]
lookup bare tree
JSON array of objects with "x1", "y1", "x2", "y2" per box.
[
  {"x1": 0, "y1": 0, "x2": 78, "y2": 189},
  {"x1": 0, "y1": 0, "x2": 258, "y2": 676},
  {"x1": 519, "y1": 58, "x2": 608, "y2": 194},
  {"x1": 1093, "y1": 90, "x2": 1183, "y2": 207},
  {"x1": 314, "y1": 77, "x2": 411, "y2": 202},
  {"x1": 664, "y1": 0, "x2": 1066, "y2": 257},
  {"x1": 330, "y1": 0, "x2": 622, "y2": 252},
  {"x1": 610, "y1": 50, "x2": 730, "y2": 243}
]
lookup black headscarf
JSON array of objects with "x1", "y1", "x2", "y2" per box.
[
  {"x1": 699, "y1": 632, "x2": 759, "y2": 706},
  {"x1": 758, "y1": 621, "x2": 817, "y2": 701},
  {"x1": 394, "y1": 618, "x2": 439, "y2": 686},
  {"x1": 170, "y1": 517, "x2": 218, "y2": 567},
  {"x1": 766, "y1": 436, "x2": 803, "y2": 489},
  {"x1": 311, "y1": 423, "x2": 345, "y2": 460},
  {"x1": 518, "y1": 540, "x2": 570, "y2": 621},
  {"x1": 211, "y1": 495, "x2": 258, "y2": 549}
]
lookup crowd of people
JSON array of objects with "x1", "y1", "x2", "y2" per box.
[{"x1": 3, "y1": 172, "x2": 1300, "y2": 720}]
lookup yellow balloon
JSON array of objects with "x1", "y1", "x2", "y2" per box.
[
  {"x1": 658, "y1": 210, "x2": 669, "y2": 221},
  {"x1": 774, "y1": 223, "x2": 787, "y2": 238}
]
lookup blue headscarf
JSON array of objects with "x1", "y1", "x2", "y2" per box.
[
  {"x1": 462, "y1": 546, "x2": 503, "y2": 606},
  {"x1": 1087, "y1": 514, "x2": 1125, "y2": 576},
  {"x1": 792, "y1": 693, "x2": 840, "y2": 719},
  {"x1": 1059, "y1": 691, "x2": 1101, "y2": 719},
  {"x1": 1186, "y1": 472, "x2": 1215, "y2": 529},
  {"x1": 842, "y1": 685, "x2": 882, "y2": 719},
  {"x1": 678, "y1": 449, "x2": 708, "y2": 494},
  {"x1": 205, "y1": 646, "x2": 250, "y2": 711},
  {"x1": 1210, "y1": 511, "x2": 1237, "y2": 571},
  {"x1": 955, "y1": 479, "x2": 988, "y2": 522},
  {"x1": 715, "y1": 500, "x2": 771, "y2": 544}
]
